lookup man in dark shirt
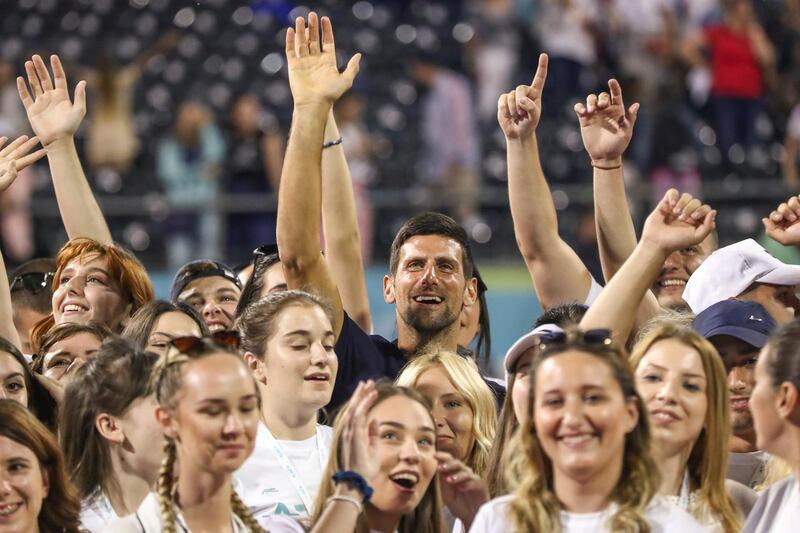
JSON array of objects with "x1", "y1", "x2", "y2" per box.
[{"x1": 276, "y1": 14, "x2": 501, "y2": 410}]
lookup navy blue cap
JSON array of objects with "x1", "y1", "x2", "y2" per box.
[{"x1": 692, "y1": 300, "x2": 777, "y2": 349}]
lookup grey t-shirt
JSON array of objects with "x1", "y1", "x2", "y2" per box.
[{"x1": 727, "y1": 451, "x2": 770, "y2": 489}]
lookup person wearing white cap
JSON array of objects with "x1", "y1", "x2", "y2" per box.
[{"x1": 681, "y1": 238, "x2": 800, "y2": 324}]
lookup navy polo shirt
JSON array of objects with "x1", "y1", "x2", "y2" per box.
[{"x1": 329, "y1": 312, "x2": 506, "y2": 413}]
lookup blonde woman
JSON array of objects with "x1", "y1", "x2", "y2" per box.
[
  {"x1": 395, "y1": 351, "x2": 497, "y2": 530},
  {"x1": 631, "y1": 324, "x2": 754, "y2": 531},
  {"x1": 470, "y1": 329, "x2": 704, "y2": 532}
]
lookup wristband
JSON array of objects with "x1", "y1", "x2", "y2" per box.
[
  {"x1": 332, "y1": 470, "x2": 373, "y2": 503},
  {"x1": 323, "y1": 137, "x2": 343, "y2": 149}
]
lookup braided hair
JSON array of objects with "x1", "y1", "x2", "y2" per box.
[{"x1": 152, "y1": 338, "x2": 268, "y2": 532}]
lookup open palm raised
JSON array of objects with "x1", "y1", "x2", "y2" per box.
[
  {"x1": 285, "y1": 12, "x2": 361, "y2": 108},
  {"x1": 17, "y1": 54, "x2": 86, "y2": 147}
]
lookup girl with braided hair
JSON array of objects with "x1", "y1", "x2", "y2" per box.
[{"x1": 104, "y1": 333, "x2": 274, "y2": 532}]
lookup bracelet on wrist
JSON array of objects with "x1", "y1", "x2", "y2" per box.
[
  {"x1": 591, "y1": 160, "x2": 622, "y2": 170},
  {"x1": 332, "y1": 470, "x2": 373, "y2": 503},
  {"x1": 323, "y1": 137, "x2": 343, "y2": 149},
  {"x1": 326, "y1": 495, "x2": 363, "y2": 514}
]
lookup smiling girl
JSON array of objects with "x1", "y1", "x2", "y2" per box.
[
  {"x1": 470, "y1": 329, "x2": 704, "y2": 532},
  {"x1": 631, "y1": 324, "x2": 751, "y2": 531},
  {"x1": 235, "y1": 291, "x2": 337, "y2": 521}
]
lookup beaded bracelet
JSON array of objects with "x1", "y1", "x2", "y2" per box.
[{"x1": 332, "y1": 470, "x2": 374, "y2": 503}]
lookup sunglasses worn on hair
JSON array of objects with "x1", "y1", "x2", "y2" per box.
[
  {"x1": 253, "y1": 244, "x2": 279, "y2": 260},
  {"x1": 537, "y1": 329, "x2": 613, "y2": 352},
  {"x1": 168, "y1": 331, "x2": 241, "y2": 355},
  {"x1": 9, "y1": 272, "x2": 54, "y2": 294}
]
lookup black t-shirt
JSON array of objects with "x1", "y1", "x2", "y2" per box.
[{"x1": 330, "y1": 312, "x2": 506, "y2": 413}]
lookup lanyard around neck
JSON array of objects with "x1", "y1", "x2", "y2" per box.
[{"x1": 262, "y1": 424, "x2": 328, "y2": 514}]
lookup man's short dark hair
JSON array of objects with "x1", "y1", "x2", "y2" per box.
[
  {"x1": 389, "y1": 212, "x2": 474, "y2": 278},
  {"x1": 9, "y1": 258, "x2": 57, "y2": 315},
  {"x1": 534, "y1": 303, "x2": 589, "y2": 328}
]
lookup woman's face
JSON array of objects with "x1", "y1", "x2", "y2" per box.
[
  {"x1": 0, "y1": 435, "x2": 48, "y2": 531},
  {"x1": 146, "y1": 312, "x2": 203, "y2": 355},
  {"x1": 163, "y1": 354, "x2": 259, "y2": 475},
  {"x1": 42, "y1": 332, "x2": 102, "y2": 383},
  {"x1": 261, "y1": 304, "x2": 337, "y2": 410},
  {"x1": 635, "y1": 339, "x2": 708, "y2": 455},
  {"x1": 511, "y1": 348, "x2": 535, "y2": 425},
  {"x1": 116, "y1": 395, "x2": 164, "y2": 485},
  {"x1": 0, "y1": 354, "x2": 28, "y2": 408},
  {"x1": 534, "y1": 350, "x2": 638, "y2": 483},
  {"x1": 52, "y1": 253, "x2": 130, "y2": 330},
  {"x1": 413, "y1": 365, "x2": 475, "y2": 462},
  {"x1": 367, "y1": 395, "x2": 438, "y2": 518},
  {"x1": 750, "y1": 347, "x2": 785, "y2": 456}
]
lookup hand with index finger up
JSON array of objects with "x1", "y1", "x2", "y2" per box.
[{"x1": 497, "y1": 53, "x2": 548, "y2": 141}]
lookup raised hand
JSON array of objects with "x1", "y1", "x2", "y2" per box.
[
  {"x1": 436, "y1": 452, "x2": 489, "y2": 528},
  {"x1": 17, "y1": 55, "x2": 87, "y2": 148},
  {"x1": 340, "y1": 381, "x2": 380, "y2": 484},
  {"x1": 285, "y1": 13, "x2": 361, "y2": 108},
  {"x1": 497, "y1": 53, "x2": 548, "y2": 140},
  {"x1": 574, "y1": 79, "x2": 639, "y2": 166},
  {"x1": 642, "y1": 189, "x2": 716, "y2": 253},
  {"x1": 0, "y1": 135, "x2": 46, "y2": 193},
  {"x1": 763, "y1": 194, "x2": 800, "y2": 246}
]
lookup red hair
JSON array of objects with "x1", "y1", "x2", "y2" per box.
[{"x1": 30, "y1": 238, "x2": 154, "y2": 351}]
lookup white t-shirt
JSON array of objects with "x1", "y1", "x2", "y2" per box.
[
  {"x1": 235, "y1": 423, "x2": 333, "y2": 521},
  {"x1": 727, "y1": 451, "x2": 770, "y2": 489},
  {"x1": 469, "y1": 494, "x2": 705, "y2": 533},
  {"x1": 743, "y1": 476, "x2": 800, "y2": 533},
  {"x1": 80, "y1": 494, "x2": 120, "y2": 532}
]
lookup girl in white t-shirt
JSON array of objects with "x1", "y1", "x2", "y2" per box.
[
  {"x1": 235, "y1": 290, "x2": 338, "y2": 521},
  {"x1": 470, "y1": 328, "x2": 704, "y2": 533},
  {"x1": 59, "y1": 337, "x2": 163, "y2": 532},
  {"x1": 744, "y1": 320, "x2": 800, "y2": 532},
  {"x1": 104, "y1": 333, "x2": 265, "y2": 532}
]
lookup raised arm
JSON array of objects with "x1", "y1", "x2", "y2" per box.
[
  {"x1": 322, "y1": 109, "x2": 372, "y2": 332},
  {"x1": 0, "y1": 136, "x2": 48, "y2": 350},
  {"x1": 501, "y1": 53, "x2": 594, "y2": 309},
  {"x1": 763, "y1": 193, "x2": 800, "y2": 246},
  {"x1": 276, "y1": 13, "x2": 360, "y2": 337},
  {"x1": 581, "y1": 189, "x2": 716, "y2": 344},
  {"x1": 17, "y1": 54, "x2": 112, "y2": 244}
]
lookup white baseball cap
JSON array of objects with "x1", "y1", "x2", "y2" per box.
[
  {"x1": 503, "y1": 323, "x2": 564, "y2": 380},
  {"x1": 683, "y1": 239, "x2": 800, "y2": 314}
]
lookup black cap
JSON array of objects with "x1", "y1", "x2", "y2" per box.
[{"x1": 169, "y1": 260, "x2": 242, "y2": 302}]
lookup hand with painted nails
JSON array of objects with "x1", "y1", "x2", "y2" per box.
[
  {"x1": 340, "y1": 381, "x2": 380, "y2": 483},
  {"x1": 642, "y1": 188, "x2": 716, "y2": 254},
  {"x1": 435, "y1": 451, "x2": 489, "y2": 529},
  {"x1": 763, "y1": 195, "x2": 800, "y2": 246},
  {"x1": 17, "y1": 55, "x2": 87, "y2": 148},
  {"x1": 574, "y1": 79, "x2": 639, "y2": 167},
  {"x1": 0, "y1": 135, "x2": 46, "y2": 193},
  {"x1": 497, "y1": 53, "x2": 548, "y2": 141},
  {"x1": 284, "y1": 12, "x2": 361, "y2": 108}
]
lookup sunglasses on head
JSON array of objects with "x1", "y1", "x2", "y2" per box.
[
  {"x1": 9, "y1": 272, "x2": 54, "y2": 294},
  {"x1": 168, "y1": 331, "x2": 241, "y2": 355},
  {"x1": 253, "y1": 244, "x2": 279, "y2": 261},
  {"x1": 537, "y1": 328, "x2": 613, "y2": 352}
]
